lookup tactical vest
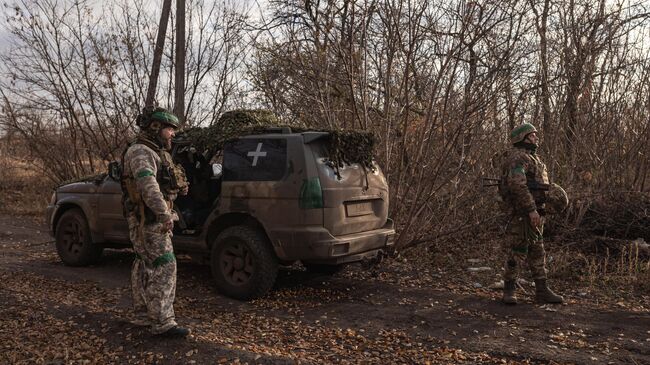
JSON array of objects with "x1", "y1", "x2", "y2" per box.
[
  {"x1": 120, "y1": 136, "x2": 188, "y2": 224},
  {"x1": 498, "y1": 147, "x2": 550, "y2": 215},
  {"x1": 158, "y1": 149, "x2": 189, "y2": 198},
  {"x1": 526, "y1": 154, "x2": 549, "y2": 211}
]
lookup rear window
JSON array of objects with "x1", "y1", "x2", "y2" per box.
[
  {"x1": 223, "y1": 138, "x2": 287, "y2": 181},
  {"x1": 309, "y1": 141, "x2": 329, "y2": 159}
]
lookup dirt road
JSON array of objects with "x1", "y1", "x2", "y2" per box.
[{"x1": 1, "y1": 214, "x2": 648, "y2": 364}]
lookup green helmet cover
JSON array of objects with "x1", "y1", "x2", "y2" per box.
[
  {"x1": 510, "y1": 123, "x2": 538, "y2": 144},
  {"x1": 137, "y1": 106, "x2": 180, "y2": 130},
  {"x1": 150, "y1": 109, "x2": 180, "y2": 129}
]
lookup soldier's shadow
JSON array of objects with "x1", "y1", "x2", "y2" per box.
[
  {"x1": 100, "y1": 249, "x2": 136, "y2": 267},
  {"x1": 274, "y1": 268, "x2": 328, "y2": 290}
]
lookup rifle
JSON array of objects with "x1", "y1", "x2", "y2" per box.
[
  {"x1": 481, "y1": 177, "x2": 549, "y2": 191},
  {"x1": 482, "y1": 177, "x2": 550, "y2": 219},
  {"x1": 481, "y1": 177, "x2": 501, "y2": 187}
]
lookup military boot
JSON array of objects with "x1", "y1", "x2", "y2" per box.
[
  {"x1": 157, "y1": 326, "x2": 190, "y2": 338},
  {"x1": 502, "y1": 280, "x2": 517, "y2": 305},
  {"x1": 534, "y1": 279, "x2": 563, "y2": 304}
]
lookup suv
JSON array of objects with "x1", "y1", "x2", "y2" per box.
[{"x1": 46, "y1": 128, "x2": 395, "y2": 300}]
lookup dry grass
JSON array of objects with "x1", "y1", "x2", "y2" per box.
[
  {"x1": 0, "y1": 155, "x2": 53, "y2": 217},
  {"x1": 401, "y1": 226, "x2": 650, "y2": 304},
  {"x1": 540, "y1": 240, "x2": 650, "y2": 300}
]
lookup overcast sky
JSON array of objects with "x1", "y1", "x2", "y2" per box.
[{"x1": 0, "y1": 0, "x2": 267, "y2": 53}]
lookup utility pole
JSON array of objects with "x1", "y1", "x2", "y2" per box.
[
  {"x1": 145, "y1": 0, "x2": 173, "y2": 109},
  {"x1": 174, "y1": 0, "x2": 186, "y2": 125},
  {"x1": 144, "y1": 0, "x2": 186, "y2": 127}
]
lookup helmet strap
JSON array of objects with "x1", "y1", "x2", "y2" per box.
[
  {"x1": 136, "y1": 131, "x2": 162, "y2": 150},
  {"x1": 150, "y1": 121, "x2": 161, "y2": 131}
]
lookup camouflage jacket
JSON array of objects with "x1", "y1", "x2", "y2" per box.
[
  {"x1": 501, "y1": 146, "x2": 549, "y2": 215},
  {"x1": 123, "y1": 142, "x2": 177, "y2": 224}
]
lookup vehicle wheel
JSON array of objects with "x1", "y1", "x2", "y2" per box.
[
  {"x1": 55, "y1": 208, "x2": 103, "y2": 266},
  {"x1": 303, "y1": 263, "x2": 344, "y2": 276},
  {"x1": 210, "y1": 225, "x2": 278, "y2": 300}
]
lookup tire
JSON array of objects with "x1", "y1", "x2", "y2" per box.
[
  {"x1": 210, "y1": 225, "x2": 278, "y2": 300},
  {"x1": 303, "y1": 263, "x2": 344, "y2": 276},
  {"x1": 55, "y1": 208, "x2": 103, "y2": 266}
]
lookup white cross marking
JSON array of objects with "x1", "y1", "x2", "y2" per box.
[{"x1": 247, "y1": 142, "x2": 267, "y2": 166}]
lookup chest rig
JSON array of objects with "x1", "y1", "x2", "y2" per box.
[
  {"x1": 121, "y1": 136, "x2": 188, "y2": 224},
  {"x1": 497, "y1": 148, "x2": 551, "y2": 215}
]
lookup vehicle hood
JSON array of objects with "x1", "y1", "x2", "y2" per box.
[{"x1": 56, "y1": 182, "x2": 99, "y2": 194}]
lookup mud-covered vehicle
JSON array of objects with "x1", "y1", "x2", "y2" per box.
[{"x1": 46, "y1": 123, "x2": 395, "y2": 300}]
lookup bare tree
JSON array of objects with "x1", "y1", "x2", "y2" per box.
[
  {"x1": 249, "y1": 0, "x2": 650, "y2": 249},
  {"x1": 0, "y1": 0, "x2": 250, "y2": 181},
  {"x1": 1, "y1": 0, "x2": 649, "y2": 249}
]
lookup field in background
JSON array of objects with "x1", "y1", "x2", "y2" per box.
[{"x1": 0, "y1": 153, "x2": 51, "y2": 217}]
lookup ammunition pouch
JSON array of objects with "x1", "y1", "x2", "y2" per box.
[
  {"x1": 121, "y1": 177, "x2": 157, "y2": 224},
  {"x1": 160, "y1": 151, "x2": 189, "y2": 195},
  {"x1": 527, "y1": 180, "x2": 548, "y2": 215},
  {"x1": 496, "y1": 177, "x2": 549, "y2": 215},
  {"x1": 527, "y1": 181, "x2": 549, "y2": 191}
]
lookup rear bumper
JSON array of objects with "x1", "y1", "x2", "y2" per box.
[{"x1": 271, "y1": 219, "x2": 396, "y2": 264}]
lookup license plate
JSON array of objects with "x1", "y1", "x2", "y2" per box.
[{"x1": 345, "y1": 201, "x2": 374, "y2": 217}]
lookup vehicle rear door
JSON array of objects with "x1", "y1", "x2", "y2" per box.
[{"x1": 307, "y1": 136, "x2": 389, "y2": 236}]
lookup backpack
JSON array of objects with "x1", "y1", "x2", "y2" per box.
[{"x1": 490, "y1": 149, "x2": 512, "y2": 208}]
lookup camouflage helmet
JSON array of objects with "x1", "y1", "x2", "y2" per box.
[
  {"x1": 545, "y1": 183, "x2": 569, "y2": 215},
  {"x1": 136, "y1": 107, "x2": 180, "y2": 130},
  {"x1": 510, "y1": 123, "x2": 538, "y2": 144}
]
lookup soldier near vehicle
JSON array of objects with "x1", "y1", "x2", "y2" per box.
[
  {"x1": 121, "y1": 107, "x2": 190, "y2": 337},
  {"x1": 47, "y1": 110, "x2": 396, "y2": 301},
  {"x1": 496, "y1": 123, "x2": 568, "y2": 305}
]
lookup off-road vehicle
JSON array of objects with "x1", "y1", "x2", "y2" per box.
[{"x1": 46, "y1": 125, "x2": 395, "y2": 300}]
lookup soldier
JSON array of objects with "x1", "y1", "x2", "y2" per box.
[
  {"x1": 121, "y1": 106, "x2": 190, "y2": 337},
  {"x1": 499, "y1": 123, "x2": 563, "y2": 305}
]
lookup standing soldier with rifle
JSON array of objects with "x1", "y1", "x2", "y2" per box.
[
  {"x1": 498, "y1": 123, "x2": 566, "y2": 305},
  {"x1": 121, "y1": 106, "x2": 190, "y2": 337}
]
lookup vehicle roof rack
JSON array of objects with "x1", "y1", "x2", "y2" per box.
[
  {"x1": 256, "y1": 126, "x2": 292, "y2": 134},
  {"x1": 302, "y1": 131, "x2": 329, "y2": 144}
]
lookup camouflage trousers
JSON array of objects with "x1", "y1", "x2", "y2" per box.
[
  {"x1": 503, "y1": 215, "x2": 548, "y2": 281},
  {"x1": 127, "y1": 215, "x2": 177, "y2": 334}
]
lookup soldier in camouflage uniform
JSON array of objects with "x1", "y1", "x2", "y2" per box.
[
  {"x1": 121, "y1": 107, "x2": 190, "y2": 337},
  {"x1": 499, "y1": 123, "x2": 563, "y2": 305}
]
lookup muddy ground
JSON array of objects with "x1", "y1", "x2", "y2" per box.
[{"x1": 1, "y1": 214, "x2": 649, "y2": 364}]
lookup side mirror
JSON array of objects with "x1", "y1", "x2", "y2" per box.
[{"x1": 108, "y1": 161, "x2": 121, "y2": 181}]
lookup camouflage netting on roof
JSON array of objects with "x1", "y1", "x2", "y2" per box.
[
  {"x1": 327, "y1": 130, "x2": 376, "y2": 169},
  {"x1": 177, "y1": 110, "x2": 284, "y2": 157},
  {"x1": 176, "y1": 109, "x2": 377, "y2": 169}
]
